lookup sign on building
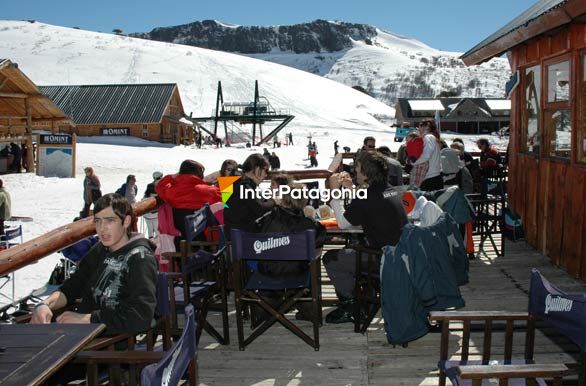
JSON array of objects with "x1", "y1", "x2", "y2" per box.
[
  {"x1": 101, "y1": 128, "x2": 130, "y2": 136},
  {"x1": 36, "y1": 134, "x2": 76, "y2": 178}
]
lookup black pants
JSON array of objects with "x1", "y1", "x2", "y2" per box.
[{"x1": 420, "y1": 175, "x2": 444, "y2": 191}]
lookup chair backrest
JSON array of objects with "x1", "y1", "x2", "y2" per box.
[
  {"x1": 1, "y1": 225, "x2": 23, "y2": 247},
  {"x1": 529, "y1": 269, "x2": 586, "y2": 352},
  {"x1": 140, "y1": 304, "x2": 198, "y2": 386},
  {"x1": 156, "y1": 272, "x2": 171, "y2": 319},
  {"x1": 184, "y1": 204, "x2": 214, "y2": 242},
  {"x1": 304, "y1": 181, "x2": 321, "y2": 209},
  {"x1": 231, "y1": 229, "x2": 316, "y2": 262}
]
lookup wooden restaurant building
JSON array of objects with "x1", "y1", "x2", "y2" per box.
[
  {"x1": 39, "y1": 83, "x2": 193, "y2": 145},
  {"x1": 461, "y1": 0, "x2": 586, "y2": 279}
]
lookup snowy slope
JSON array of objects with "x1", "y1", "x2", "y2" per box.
[
  {"x1": 132, "y1": 19, "x2": 510, "y2": 103},
  {"x1": 246, "y1": 27, "x2": 510, "y2": 104},
  {"x1": 0, "y1": 20, "x2": 395, "y2": 142}
]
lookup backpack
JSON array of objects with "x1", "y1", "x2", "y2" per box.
[{"x1": 502, "y1": 207, "x2": 524, "y2": 241}]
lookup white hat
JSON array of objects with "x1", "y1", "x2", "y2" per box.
[{"x1": 152, "y1": 171, "x2": 163, "y2": 180}]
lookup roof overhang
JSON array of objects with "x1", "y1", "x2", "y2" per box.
[
  {"x1": 462, "y1": 0, "x2": 586, "y2": 66},
  {"x1": 0, "y1": 59, "x2": 72, "y2": 124}
]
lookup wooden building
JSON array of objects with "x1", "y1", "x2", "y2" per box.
[
  {"x1": 395, "y1": 97, "x2": 510, "y2": 134},
  {"x1": 0, "y1": 59, "x2": 72, "y2": 173},
  {"x1": 461, "y1": 0, "x2": 586, "y2": 280},
  {"x1": 39, "y1": 83, "x2": 193, "y2": 145}
]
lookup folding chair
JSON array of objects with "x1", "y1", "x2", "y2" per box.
[
  {"x1": 0, "y1": 225, "x2": 23, "y2": 302},
  {"x1": 467, "y1": 194, "x2": 505, "y2": 257},
  {"x1": 351, "y1": 245, "x2": 382, "y2": 334},
  {"x1": 430, "y1": 269, "x2": 586, "y2": 386},
  {"x1": 77, "y1": 303, "x2": 197, "y2": 386},
  {"x1": 167, "y1": 204, "x2": 229, "y2": 345},
  {"x1": 76, "y1": 272, "x2": 181, "y2": 386},
  {"x1": 231, "y1": 229, "x2": 321, "y2": 350},
  {"x1": 482, "y1": 165, "x2": 507, "y2": 198}
]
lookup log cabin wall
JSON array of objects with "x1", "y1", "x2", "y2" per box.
[{"x1": 508, "y1": 23, "x2": 586, "y2": 279}]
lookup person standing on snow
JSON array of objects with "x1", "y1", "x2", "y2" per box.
[
  {"x1": 142, "y1": 171, "x2": 163, "y2": 239},
  {"x1": 81, "y1": 167, "x2": 102, "y2": 218}
]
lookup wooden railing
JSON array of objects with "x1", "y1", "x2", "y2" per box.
[
  {"x1": 0, "y1": 198, "x2": 158, "y2": 277},
  {"x1": 0, "y1": 154, "x2": 345, "y2": 278}
]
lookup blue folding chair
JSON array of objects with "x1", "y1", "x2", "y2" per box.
[
  {"x1": 432, "y1": 269, "x2": 585, "y2": 386},
  {"x1": 231, "y1": 229, "x2": 321, "y2": 351},
  {"x1": 141, "y1": 304, "x2": 198, "y2": 386},
  {"x1": 168, "y1": 204, "x2": 229, "y2": 345},
  {"x1": 77, "y1": 273, "x2": 192, "y2": 386},
  {"x1": 0, "y1": 225, "x2": 22, "y2": 302},
  {"x1": 528, "y1": 269, "x2": 586, "y2": 385}
]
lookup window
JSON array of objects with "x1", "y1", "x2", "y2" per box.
[
  {"x1": 523, "y1": 65, "x2": 540, "y2": 154},
  {"x1": 547, "y1": 61, "x2": 569, "y2": 102},
  {"x1": 579, "y1": 53, "x2": 586, "y2": 163},
  {"x1": 142, "y1": 125, "x2": 149, "y2": 138},
  {"x1": 544, "y1": 58, "x2": 571, "y2": 159},
  {"x1": 544, "y1": 110, "x2": 571, "y2": 158}
]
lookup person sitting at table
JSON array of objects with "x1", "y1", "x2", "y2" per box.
[
  {"x1": 324, "y1": 150, "x2": 408, "y2": 324},
  {"x1": 224, "y1": 153, "x2": 275, "y2": 237},
  {"x1": 255, "y1": 181, "x2": 326, "y2": 320},
  {"x1": 30, "y1": 193, "x2": 158, "y2": 336}
]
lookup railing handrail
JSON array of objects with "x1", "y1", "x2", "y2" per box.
[
  {"x1": 0, "y1": 161, "x2": 346, "y2": 278},
  {"x1": 0, "y1": 198, "x2": 158, "y2": 277}
]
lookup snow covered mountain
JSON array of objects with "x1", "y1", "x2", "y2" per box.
[
  {"x1": 0, "y1": 20, "x2": 395, "y2": 140},
  {"x1": 131, "y1": 20, "x2": 511, "y2": 104}
]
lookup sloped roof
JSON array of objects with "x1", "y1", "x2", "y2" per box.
[
  {"x1": 0, "y1": 59, "x2": 70, "y2": 122},
  {"x1": 486, "y1": 99, "x2": 511, "y2": 110},
  {"x1": 39, "y1": 84, "x2": 178, "y2": 125},
  {"x1": 397, "y1": 98, "x2": 510, "y2": 118},
  {"x1": 461, "y1": 0, "x2": 586, "y2": 65},
  {"x1": 408, "y1": 100, "x2": 444, "y2": 111}
]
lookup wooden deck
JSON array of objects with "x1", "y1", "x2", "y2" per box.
[{"x1": 196, "y1": 238, "x2": 586, "y2": 386}]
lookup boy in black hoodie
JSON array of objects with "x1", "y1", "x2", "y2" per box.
[{"x1": 31, "y1": 193, "x2": 157, "y2": 336}]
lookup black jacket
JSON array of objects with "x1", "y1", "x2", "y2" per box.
[
  {"x1": 224, "y1": 176, "x2": 274, "y2": 238},
  {"x1": 256, "y1": 206, "x2": 326, "y2": 277},
  {"x1": 344, "y1": 185, "x2": 408, "y2": 249},
  {"x1": 59, "y1": 236, "x2": 157, "y2": 335}
]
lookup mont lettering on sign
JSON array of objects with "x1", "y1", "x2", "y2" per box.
[
  {"x1": 39, "y1": 134, "x2": 72, "y2": 145},
  {"x1": 101, "y1": 128, "x2": 130, "y2": 136}
]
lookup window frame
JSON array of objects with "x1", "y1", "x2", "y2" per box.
[
  {"x1": 543, "y1": 54, "x2": 573, "y2": 160},
  {"x1": 520, "y1": 62, "x2": 542, "y2": 156},
  {"x1": 578, "y1": 50, "x2": 586, "y2": 164}
]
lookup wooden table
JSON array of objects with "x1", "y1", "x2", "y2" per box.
[{"x1": 0, "y1": 323, "x2": 105, "y2": 386}]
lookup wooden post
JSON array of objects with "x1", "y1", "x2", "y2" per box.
[
  {"x1": 25, "y1": 135, "x2": 33, "y2": 173},
  {"x1": 72, "y1": 133, "x2": 77, "y2": 178}
]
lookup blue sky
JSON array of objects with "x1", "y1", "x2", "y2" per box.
[{"x1": 3, "y1": 0, "x2": 537, "y2": 52}]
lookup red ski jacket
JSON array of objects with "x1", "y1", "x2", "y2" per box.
[{"x1": 155, "y1": 174, "x2": 221, "y2": 209}]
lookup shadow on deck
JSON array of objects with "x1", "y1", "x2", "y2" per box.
[{"x1": 196, "y1": 238, "x2": 586, "y2": 386}]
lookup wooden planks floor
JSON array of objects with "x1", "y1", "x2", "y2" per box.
[{"x1": 196, "y1": 237, "x2": 586, "y2": 386}]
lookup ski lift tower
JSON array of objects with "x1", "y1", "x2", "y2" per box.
[{"x1": 186, "y1": 81, "x2": 295, "y2": 146}]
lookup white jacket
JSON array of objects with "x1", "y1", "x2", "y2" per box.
[{"x1": 415, "y1": 134, "x2": 442, "y2": 180}]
